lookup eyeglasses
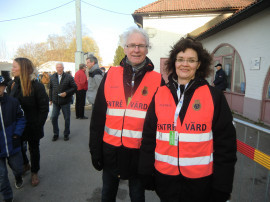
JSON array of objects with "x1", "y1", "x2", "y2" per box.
[
  {"x1": 176, "y1": 58, "x2": 198, "y2": 64},
  {"x1": 125, "y1": 44, "x2": 148, "y2": 50}
]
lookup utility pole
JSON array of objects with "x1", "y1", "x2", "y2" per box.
[{"x1": 75, "y1": 0, "x2": 83, "y2": 71}]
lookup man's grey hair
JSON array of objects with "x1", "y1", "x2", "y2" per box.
[
  {"x1": 121, "y1": 26, "x2": 149, "y2": 48},
  {"x1": 56, "y1": 62, "x2": 64, "y2": 68},
  {"x1": 86, "y1": 55, "x2": 98, "y2": 65}
]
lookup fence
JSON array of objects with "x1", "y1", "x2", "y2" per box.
[{"x1": 232, "y1": 118, "x2": 270, "y2": 202}]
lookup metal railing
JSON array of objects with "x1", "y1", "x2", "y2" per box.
[{"x1": 232, "y1": 118, "x2": 270, "y2": 202}]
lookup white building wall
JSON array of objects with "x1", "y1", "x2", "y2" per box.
[
  {"x1": 146, "y1": 29, "x2": 181, "y2": 73},
  {"x1": 201, "y1": 8, "x2": 270, "y2": 101},
  {"x1": 143, "y1": 14, "x2": 220, "y2": 72}
]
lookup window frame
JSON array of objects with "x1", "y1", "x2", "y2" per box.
[{"x1": 212, "y1": 43, "x2": 246, "y2": 95}]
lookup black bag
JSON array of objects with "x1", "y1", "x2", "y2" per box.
[{"x1": 89, "y1": 69, "x2": 103, "y2": 78}]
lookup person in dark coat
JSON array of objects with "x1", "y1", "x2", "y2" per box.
[
  {"x1": 0, "y1": 75, "x2": 26, "y2": 202},
  {"x1": 49, "y1": 62, "x2": 77, "y2": 141},
  {"x1": 213, "y1": 63, "x2": 227, "y2": 91},
  {"x1": 7, "y1": 57, "x2": 49, "y2": 187},
  {"x1": 89, "y1": 27, "x2": 164, "y2": 202},
  {"x1": 138, "y1": 37, "x2": 237, "y2": 202}
]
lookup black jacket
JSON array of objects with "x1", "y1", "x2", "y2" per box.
[
  {"x1": 213, "y1": 68, "x2": 227, "y2": 91},
  {"x1": 7, "y1": 77, "x2": 49, "y2": 141},
  {"x1": 49, "y1": 72, "x2": 77, "y2": 105},
  {"x1": 89, "y1": 56, "x2": 164, "y2": 179},
  {"x1": 138, "y1": 74, "x2": 237, "y2": 201}
]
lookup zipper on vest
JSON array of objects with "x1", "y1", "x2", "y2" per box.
[
  {"x1": 120, "y1": 109, "x2": 127, "y2": 146},
  {"x1": 176, "y1": 80, "x2": 195, "y2": 175},
  {"x1": 177, "y1": 132, "x2": 181, "y2": 175}
]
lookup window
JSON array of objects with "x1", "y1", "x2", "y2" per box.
[
  {"x1": 213, "y1": 45, "x2": 246, "y2": 94},
  {"x1": 233, "y1": 54, "x2": 245, "y2": 93}
]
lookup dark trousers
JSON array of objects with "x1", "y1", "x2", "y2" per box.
[
  {"x1": 21, "y1": 139, "x2": 40, "y2": 173},
  {"x1": 75, "y1": 90, "x2": 86, "y2": 118},
  {"x1": 102, "y1": 169, "x2": 145, "y2": 202},
  {"x1": 0, "y1": 152, "x2": 23, "y2": 200},
  {"x1": 156, "y1": 171, "x2": 212, "y2": 202},
  {"x1": 51, "y1": 103, "x2": 71, "y2": 136},
  {"x1": 21, "y1": 141, "x2": 29, "y2": 165}
]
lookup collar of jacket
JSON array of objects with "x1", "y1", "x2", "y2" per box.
[
  {"x1": 14, "y1": 70, "x2": 38, "y2": 83},
  {"x1": 89, "y1": 64, "x2": 100, "y2": 73},
  {"x1": 216, "y1": 68, "x2": 222, "y2": 73},
  {"x1": 54, "y1": 72, "x2": 66, "y2": 78},
  {"x1": 120, "y1": 56, "x2": 154, "y2": 72},
  {"x1": 166, "y1": 73, "x2": 209, "y2": 96},
  {"x1": 14, "y1": 76, "x2": 20, "y2": 84}
]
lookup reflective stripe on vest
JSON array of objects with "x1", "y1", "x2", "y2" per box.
[
  {"x1": 154, "y1": 85, "x2": 214, "y2": 178},
  {"x1": 156, "y1": 131, "x2": 213, "y2": 142},
  {"x1": 104, "y1": 66, "x2": 161, "y2": 148},
  {"x1": 105, "y1": 126, "x2": 142, "y2": 139},
  {"x1": 106, "y1": 108, "x2": 147, "y2": 119},
  {"x1": 155, "y1": 152, "x2": 213, "y2": 166}
]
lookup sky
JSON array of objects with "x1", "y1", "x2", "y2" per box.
[{"x1": 0, "y1": 0, "x2": 155, "y2": 65}]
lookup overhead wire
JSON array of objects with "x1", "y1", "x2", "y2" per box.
[
  {"x1": 81, "y1": 0, "x2": 130, "y2": 15},
  {"x1": 0, "y1": 0, "x2": 131, "y2": 23},
  {"x1": 0, "y1": 0, "x2": 75, "y2": 23}
]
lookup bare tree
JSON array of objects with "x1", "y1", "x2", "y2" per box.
[
  {"x1": 62, "y1": 22, "x2": 90, "y2": 42},
  {"x1": 46, "y1": 34, "x2": 69, "y2": 61},
  {"x1": 14, "y1": 22, "x2": 102, "y2": 66},
  {"x1": 67, "y1": 36, "x2": 102, "y2": 64},
  {"x1": 0, "y1": 40, "x2": 8, "y2": 60},
  {"x1": 15, "y1": 42, "x2": 48, "y2": 67}
]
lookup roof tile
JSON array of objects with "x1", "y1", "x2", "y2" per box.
[{"x1": 135, "y1": 0, "x2": 256, "y2": 13}]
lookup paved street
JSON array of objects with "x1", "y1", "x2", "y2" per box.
[
  {"x1": 4, "y1": 106, "x2": 159, "y2": 202},
  {"x1": 2, "y1": 106, "x2": 269, "y2": 201}
]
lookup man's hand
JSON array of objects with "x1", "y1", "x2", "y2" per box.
[
  {"x1": 59, "y1": 92, "x2": 67, "y2": 97},
  {"x1": 91, "y1": 157, "x2": 103, "y2": 171}
]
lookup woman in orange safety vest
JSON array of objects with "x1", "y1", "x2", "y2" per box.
[{"x1": 138, "y1": 37, "x2": 237, "y2": 202}]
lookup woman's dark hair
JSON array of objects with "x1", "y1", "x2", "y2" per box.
[{"x1": 165, "y1": 37, "x2": 212, "y2": 79}]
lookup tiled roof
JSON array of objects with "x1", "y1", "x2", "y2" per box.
[
  {"x1": 194, "y1": 0, "x2": 269, "y2": 40},
  {"x1": 134, "y1": 0, "x2": 256, "y2": 13}
]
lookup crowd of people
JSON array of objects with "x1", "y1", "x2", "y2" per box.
[{"x1": 0, "y1": 26, "x2": 236, "y2": 202}]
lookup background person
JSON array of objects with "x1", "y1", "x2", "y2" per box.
[
  {"x1": 49, "y1": 62, "x2": 77, "y2": 141},
  {"x1": 86, "y1": 55, "x2": 103, "y2": 116},
  {"x1": 138, "y1": 37, "x2": 237, "y2": 202},
  {"x1": 40, "y1": 72, "x2": 50, "y2": 96},
  {"x1": 89, "y1": 26, "x2": 163, "y2": 202},
  {"x1": 74, "y1": 63, "x2": 88, "y2": 119},
  {"x1": 7, "y1": 57, "x2": 49, "y2": 187},
  {"x1": 213, "y1": 63, "x2": 227, "y2": 91},
  {"x1": 0, "y1": 76, "x2": 26, "y2": 202}
]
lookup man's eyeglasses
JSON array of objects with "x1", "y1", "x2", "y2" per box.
[
  {"x1": 175, "y1": 58, "x2": 198, "y2": 64},
  {"x1": 125, "y1": 44, "x2": 148, "y2": 50}
]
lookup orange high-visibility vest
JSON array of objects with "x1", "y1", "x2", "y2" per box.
[
  {"x1": 155, "y1": 85, "x2": 214, "y2": 178},
  {"x1": 104, "y1": 66, "x2": 161, "y2": 149}
]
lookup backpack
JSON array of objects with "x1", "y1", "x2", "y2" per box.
[{"x1": 89, "y1": 69, "x2": 104, "y2": 78}]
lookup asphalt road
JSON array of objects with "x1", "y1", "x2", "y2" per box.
[
  {"x1": 2, "y1": 105, "x2": 270, "y2": 202},
  {"x1": 3, "y1": 106, "x2": 159, "y2": 202}
]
